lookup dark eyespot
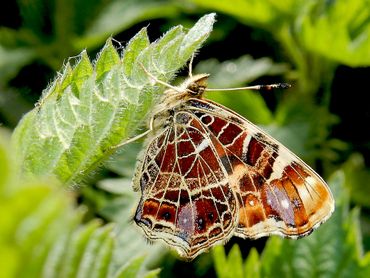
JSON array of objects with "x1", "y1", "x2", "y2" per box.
[
  {"x1": 162, "y1": 212, "x2": 171, "y2": 220},
  {"x1": 197, "y1": 217, "x2": 205, "y2": 230},
  {"x1": 207, "y1": 212, "x2": 214, "y2": 221}
]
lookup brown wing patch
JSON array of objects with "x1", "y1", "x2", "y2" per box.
[
  {"x1": 187, "y1": 98, "x2": 334, "y2": 239},
  {"x1": 133, "y1": 112, "x2": 237, "y2": 259},
  {"x1": 133, "y1": 95, "x2": 334, "y2": 260}
]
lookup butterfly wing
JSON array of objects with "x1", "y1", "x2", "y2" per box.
[
  {"x1": 184, "y1": 98, "x2": 335, "y2": 239},
  {"x1": 133, "y1": 111, "x2": 237, "y2": 259}
]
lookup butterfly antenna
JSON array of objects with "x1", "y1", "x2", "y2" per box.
[
  {"x1": 188, "y1": 54, "x2": 195, "y2": 78},
  {"x1": 138, "y1": 62, "x2": 182, "y2": 93},
  {"x1": 205, "y1": 83, "x2": 291, "y2": 92}
]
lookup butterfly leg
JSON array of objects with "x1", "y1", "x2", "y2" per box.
[
  {"x1": 138, "y1": 63, "x2": 182, "y2": 93},
  {"x1": 111, "y1": 61, "x2": 181, "y2": 151},
  {"x1": 110, "y1": 115, "x2": 155, "y2": 150}
]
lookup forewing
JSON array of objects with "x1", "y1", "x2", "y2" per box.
[
  {"x1": 133, "y1": 112, "x2": 237, "y2": 259},
  {"x1": 185, "y1": 98, "x2": 335, "y2": 239}
]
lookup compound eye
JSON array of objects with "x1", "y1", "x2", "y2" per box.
[
  {"x1": 187, "y1": 84, "x2": 204, "y2": 96},
  {"x1": 197, "y1": 86, "x2": 206, "y2": 94},
  {"x1": 187, "y1": 83, "x2": 197, "y2": 93}
]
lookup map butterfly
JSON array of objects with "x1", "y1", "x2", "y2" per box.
[{"x1": 130, "y1": 66, "x2": 335, "y2": 260}]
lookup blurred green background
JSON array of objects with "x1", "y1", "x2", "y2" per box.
[{"x1": 1, "y1": 0, "x2": 370, "y2": 277}]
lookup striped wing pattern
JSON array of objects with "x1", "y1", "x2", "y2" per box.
[{"x1": 133, "y1": 97, "x2": 334, "y2": 259}]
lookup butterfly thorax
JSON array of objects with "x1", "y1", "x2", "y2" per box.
[{"x1": 150, "y1": 73, "x2": 210, "y2": 129}]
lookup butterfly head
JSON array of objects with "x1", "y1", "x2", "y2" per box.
[{"x1": 183, "y1": 73, "x2": 210, "y2": 97}]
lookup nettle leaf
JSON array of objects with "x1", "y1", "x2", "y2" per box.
[
  {"x1": 191, "y1": 0, "x2": 370, "y2": 67},
  {"x1": 93, "y1": 177, "x2": 167, "y2": 267},
  {"x1": 213, "y1": 244, "x2": 259, "y2": 278},
  {"x1": 244, "y1": 248, "x2": 260, "y2": 278},
  {"x1": 298, "y1": 0, "x2": 370, "y2": 66},
  {"x1": 12, "y1": 13, "x2": 216, "y2": 185},
  {"x1": 212, "y1": 170, "x2": 370, "y2": 277},
  {"x1": 0, "y1": 134, "x2": 156, "y2": 278},
  {"x1": 189, "y1": 0, "x2": 305, "y2": 29},
  {"x1": 113, "y1": 253, "x2": 160, "y2": 278},
  {"x1": 76, "y1": 0, "x2": 179, "y2": 49}
]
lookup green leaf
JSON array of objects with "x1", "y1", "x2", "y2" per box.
[
  {"x1": 143, "y1": 268, "x2": 161, "y2": 278},
  {"x1": 76, "y1": 0, "x2": 180, "y2": 49},
  {"x1": 212, "y1": 245, "x2": 228, "y2": 278},
  {"x1": 189, "y1": 0, "x2": 303, "y2": 29},
  {"x1": 12, "y1": 14, "x2": 216, "y2": 185},
  {"x1": 0, "y1": 129, "x2": 12, "y2": 189},
  {"x1": 0, "y1": 132, "x2": 157, "y2": 278},
  {"x1": 77, "y1": 225, "x2": 115, "y2": 278},
  {"x1": 227, "y1": 245, "x2": 244, "y2": 278},
  {"x1": 95, "y1": 40, "x2": 121, "y2": 80},
  {"x1": 122, "y1": 28, "x2": 150, "y2": 78},
  {"x1": 212, "y1": 244, "x2": 244, "y2": 278},
  {"x1": 0, "y1": 44, "x2": 35, "y2": 82},
  {"x1": 188, "y1": 0, "x2": 370, "y2": 107},
  {"x1": 191, "y1": 0, "x2": 370, "y2": 67},
  {"x1": 18, "y1": 0, "x2": 52, "y2": 36},
  {"x1": 93, "y1": 176, "x2": 166, "y2": 267},
  {"x1": 59, "y1": 220, "x2": 102, "y2": 278},
  {"x1": 115, "y1": 255, "x2": 153, "y2": 278},
  {"x1": 244, "y1": 248, "x2": 260, "y2": 278},
  {"x1": 298, "y1": 0, "x2": 370, "y2": 66}
]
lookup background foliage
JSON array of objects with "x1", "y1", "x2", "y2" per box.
[{"x1": 1, "y1": 0, "x2": 370, "y2": 277}]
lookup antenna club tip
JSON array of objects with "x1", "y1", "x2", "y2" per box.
[{"x1": 278, "y1": 83, "x2": 291, "y2": 89}]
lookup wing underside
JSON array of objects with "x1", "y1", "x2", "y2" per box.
[
  {"x1": 133, "y1": 111, "x2": 237, "y2": 259},
  {"x1": 185, "y1": 98, "x2": 335, "y2": 239},
  {"x1": 133, "y1": 97, "x2": 334, "y2": 259}
]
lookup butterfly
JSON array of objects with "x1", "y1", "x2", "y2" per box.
[{"x1": 130, "y1": 67, "x2": 335, "y2": 260}]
